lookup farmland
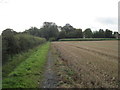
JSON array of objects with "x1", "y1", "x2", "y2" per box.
[
  {"x1": 52, "y1": 40, "x2": 118, "y2": 88},
  {"x1": 59, "y1": 38, "x2": 119, "y2": 41}
]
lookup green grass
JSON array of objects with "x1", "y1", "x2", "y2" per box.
[
  {"x1": 3, "y1": 43, "x2": 49, "y2": 78},
  {"x1": 3, "y1": 46, "x2": 40, "y2": 78},
  {"x1": 2, "y1": 42, "x2": 50, "y2": 88},
  {"x1": 59, "y1": 38, "x2": 119, "y2": 41}
]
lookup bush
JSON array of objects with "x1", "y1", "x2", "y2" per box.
[{"x1": 2, "y1": 33, "x2": 46, "y2": 64}]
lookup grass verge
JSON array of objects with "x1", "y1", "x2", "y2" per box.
[
  {"x1": 2, "y1": 42, "x2": 50, "y2": 88},
  {"x1": 3, "y1": 45, "x2": 42, "y2": 78}
]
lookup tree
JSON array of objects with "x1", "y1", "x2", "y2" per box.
[
  {"x1": 2, "y1": 28, "x2": 46, "y2": 64},
  {"x1": 98, "y1": 29, "x2": 105, "y2": 38},
  {"x1": 40, "y1": 22, "x2": 59, "y2": 40},
  {"x1": 93, "y1": 31, "x2": 99, "y2": 38},
  {"x1": 113, "y1": 32, "x2": 119, "y2": 39},
  {"x1": 74, "y1": 29, "x2": 83, "y2": 38},
  {"x1": 62, "y1": 23, "x2": 74, "y2": 34},
  {"x1": 83, "y1": 28, "x2": 93, "y2": 38},
  {"x1": 24, "y1": 27, "x2": 41, "y2": 37},
  {"x1": 2, "y1": 28, "x2": 17, "y2": 36},
  {"x1": 2, "y1": 29, "x2": 18, "y2": 55},
  {"x1": 61, "y1": 24, "x2": 83, "y2": 38},
  {"x1": 105, "y1": 29, "x2": 112, "y2": 38},
  {"x1": 58, "y1": 30, "x2": 66, "y2": 39},
  {"x1": 2, "y1": 29, "x2": 18, "y2": 64},
  {"x1": 93, "y1": 29, "x2": 105, "y2": 38}
]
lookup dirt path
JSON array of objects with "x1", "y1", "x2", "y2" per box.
[{"x1": 41, "y1": 50, "x2": 57, "y2": 88}]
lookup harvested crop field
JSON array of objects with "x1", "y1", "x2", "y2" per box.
[{"x1": 52, "y1": 40, "x2": 118, "y2": 88}]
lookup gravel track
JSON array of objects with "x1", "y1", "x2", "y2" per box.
[{"x1": 41, "y1": 50, "x2": 57, "y2": 88}]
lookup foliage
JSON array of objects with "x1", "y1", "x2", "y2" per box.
[
  {"x1": 24, "y1": 22, "x2": 59, "y2": 41},
  {"x1": 40, "y1": 22, "x2": 59, "y2": 40},
  {"x1": 2, "y1": 45, "x2": 42, "y2": 78},
  {"x1": 23, "y1": 27, "x2": 41, "y2": 37},
  {"x1": 83, "y1": 28, "x2": 93, "y2": 38},
  {"x1": 93, "y1": 29, "x2": 105, "y2": 38},
  {"x1": 105, "y1": 29, "x2": 113, "y2": 38},
  {"x1": 58, "y1": 24, "x2": 83, "y2": 39},
  {"x1": 58, "y1": 30, "x2": 66, "y2": 39},
  {"x1": 2, "y1": 29, "x2": 46, "y2": 64},
  {"x1": 22, "y1": 22, "x2": 119, "y2": 40},
  {"x1": 3, "y1": 42, "x2": 50, "y2": 88},
  {"x1": 62, "y1": 23, "x2": 75, "y2": 34}
]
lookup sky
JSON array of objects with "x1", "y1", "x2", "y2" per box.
[{"x1": 0, "y1": 0, "x2": 119, "y2": 34}]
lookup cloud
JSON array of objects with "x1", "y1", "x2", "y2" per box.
[
  {"x1": 96, "y1": 17, "x2": 117, "y2": 25},
  {"x1": 0, "y1": 0, "x2": 8, "y2": 3}
]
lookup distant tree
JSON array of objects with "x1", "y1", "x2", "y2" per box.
[
  {"x1": 65, "y1": 28, "x2": 83, "y2": 38},
  {"x1": 74, "y1": 29, "x2": 83, "y2": 38},
  {"x1": 105, "y1": 29, "x2": 112, "y2": 38},
  {"x1": 62, "y1": 23, "x2": 74, "y2": 34},
  {"x1": 83, "y1": 28, "x2": 93, "y2": 38},
  {"x1": 93, "y1": 31, "x2": 99, "y2": 38},
  {"x1": 98, "y1": 29, "x2": 105, "y2": 38},
  {"x1": 113, "y1": 31, "x2": 119, "y2": 39},
  {"x1": 61, "y1": 24, "x2": 83, "y2": 38},
  {"x1": 58, "y1": 30, "x2": 66, "y2": 39},
  {"x1": 40, "y1": 22, "x2": 59, "y2": 40},
  {"x1": 93, "y1": 29, "x2": 105, "y2": 38},
  {"x1": 24, "y1": 27, "x2": 41, "y2": 37}
]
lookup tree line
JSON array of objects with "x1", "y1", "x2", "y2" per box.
[
  {"x1": 23, "y1": 22, "x2": 119, "y2": 40},
  {"x1": 2, "y1": 29, "x2": 46, "y2": 64}
]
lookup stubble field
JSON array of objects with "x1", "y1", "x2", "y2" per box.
[{"x1": 52, "y1": 40, "x2": 118, "y2": 88}]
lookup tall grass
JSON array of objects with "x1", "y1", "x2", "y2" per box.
[{"x1": 3, "y1": 45, "x2": 41, "y2": 78}]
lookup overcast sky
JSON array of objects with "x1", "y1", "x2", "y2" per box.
[{"x1": 0, "y1": 0, "x2": 119, "y2": 34}]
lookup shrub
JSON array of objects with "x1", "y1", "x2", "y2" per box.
[{"x1": 2, "y1": 33, "x2": 46, "y2": 64}]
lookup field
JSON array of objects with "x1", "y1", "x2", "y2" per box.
[
  {"x1": 52, "y1": 40, "x2": 118, "y2": 88},
  {"x1": 59, "y1": 38, "x2": 119, "y2": 41}
]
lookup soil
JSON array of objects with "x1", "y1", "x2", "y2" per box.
[
  {"x1": 41, "y1": 41, "x2": 118, "y2": 88},
  {"x1": 52, "y1": 41, "x2": 118, "y2": 88}
]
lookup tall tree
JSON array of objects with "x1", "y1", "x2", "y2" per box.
[
  {"x1": 93, "y1": 29, "x2": 105, "y2": 38},
  {"x1": 2, "y1": 29, "x2": 18, "y2": 63},
  {"x1": 40, "y1": 22, "x2": 59, "y2": 40},
  {"x1": 62, "y1": 23, "x2": 74, "y2": 34},
  {"x1": 105, "y1": 29, "x2": 112, "y2": 38},
  {"x1": 58, "y1": 30, "x2": 66, "y2": 39},
  {"x1": 74, "y1": 29, "x2": 83, "y2": 38},
  {"x1": 24, "y1": 27, "x2": 41, "y2": 37},
  {"x1": 98, "y1": 29, "x2": 105, "y2": 38},
  {"x1": 83, "y1": 28, "x2": 93, "y2": 38}
]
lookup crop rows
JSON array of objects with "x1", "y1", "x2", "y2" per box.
[{"x1": 52, "y1": 41, "x2": 118, "y2": 88}]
